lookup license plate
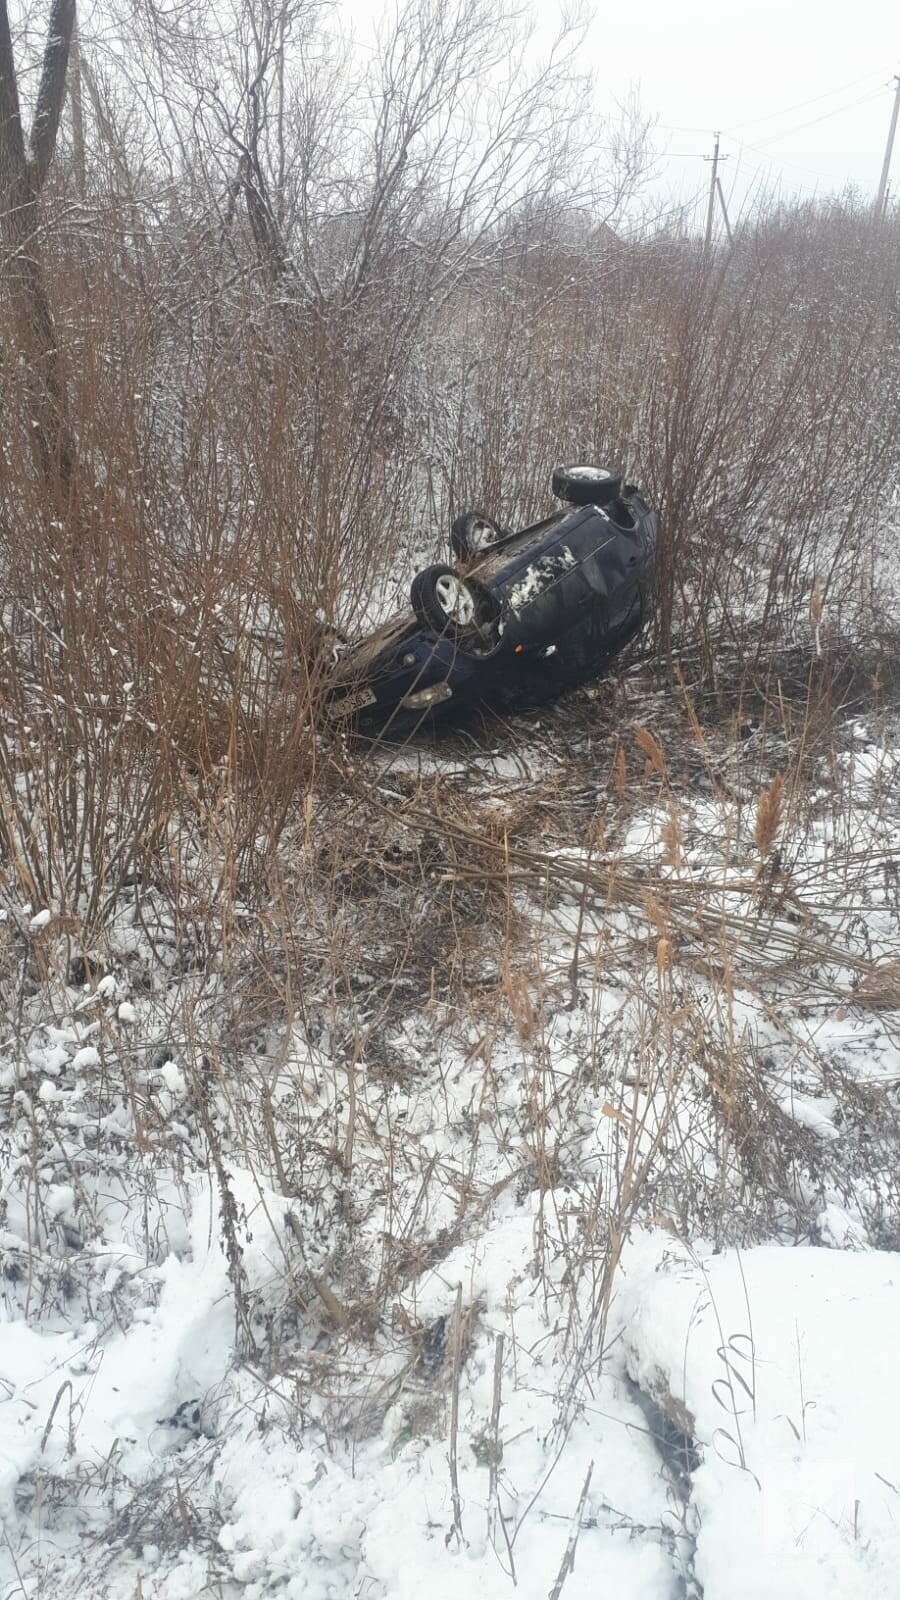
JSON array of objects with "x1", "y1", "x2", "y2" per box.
[{"x1": 326, "y1": 685, "x2": 377, "y2": 719}]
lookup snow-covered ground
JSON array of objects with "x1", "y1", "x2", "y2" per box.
[
  {"x1": 1, "y1": 675, "x2": 898, "y2": 1599},
  {"x1": 620, "y1": 1237, "x2": 900, "y2": 1600}
]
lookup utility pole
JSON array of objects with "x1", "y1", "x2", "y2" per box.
[
  {"x1": 704, "y1": 134, "x2": 720, "y2": 251},
  {"x1": 716, "y1": 176, "x2": 733, "y2": 245},
  {"x1": 876, "y1": 74, "x2": 900, "y2": 215},
  {"x1": 704, "y1": 134, "x2": 729, "y2": 251}
]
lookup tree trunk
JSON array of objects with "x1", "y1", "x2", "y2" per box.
[{"x1": 0, "y1": 0, "x2": 77, "y2": 500}]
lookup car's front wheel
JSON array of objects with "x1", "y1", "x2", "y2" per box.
[
  {"x1": 450, "y1": 511, "x2": 505, "y2": 562},
  {"x1": 411, "y1": 564, "x2": 493, "y2": 637},
  {"x1": 552, "y1": 464, "x2": 622, "y2": 508}
]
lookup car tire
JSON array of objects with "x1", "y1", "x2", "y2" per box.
[
  {"x1": 552, "y1": 464, "x2": 622, "y2": 508},
  {"x1": 409, "y1": 564, "x2": 489, "y2": 636},
  {"x1": 450, "y1": 511, "x2": 505, "y2": 562}
]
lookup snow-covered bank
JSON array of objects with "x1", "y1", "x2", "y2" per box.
[{"x1": 5, "y1": 1156, "x2": 900, "y2": 1598}]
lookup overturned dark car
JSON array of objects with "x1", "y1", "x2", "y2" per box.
[{"x1": 325, "y1": 466, "x2": 657, "y2": 736}]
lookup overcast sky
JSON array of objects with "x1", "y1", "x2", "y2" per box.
[
  {"x1": 593, "y1": 0, "x2": 899, "y2": 220},
  {"x1": 344, "y1": 0, "x2": 899, "y2": 225}
]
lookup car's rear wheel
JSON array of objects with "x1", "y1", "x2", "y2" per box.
[
  {"x1": 450, "y1": 511, "x2": 505, "y2": 562},
  {"x1": 411, "y1": 564, "x2": 493, "y2": 637},
  {"x1": 552, "y1": 464, "x2": 622, "y2": 508}
]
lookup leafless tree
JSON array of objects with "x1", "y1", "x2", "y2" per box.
[{"x1": 75, "y1": 0, "x2": 651, "y2": 303}]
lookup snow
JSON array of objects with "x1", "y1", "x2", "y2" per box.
[
  {"x1": 69, "y1": 1044, "x2": 101, "y2": 1071},
  {"x1": 617, "y1": 1235, "x2": 900, "y2": 1600},
  {"x1": 0, "y1": 1168, "x2": 684, "y2": 1599},
  {"x1": 163, "y1": 1063, "x2": 188, "y2": 1100},
  {"x1": 6, "y1": 1150, "x2": 900, "y2": 1598},
  {"x1": 506, "y1": 546, "x2": 578, "y2": 613},
  {"x1": 0, "y1": 680, "x2": 897, "y2": 1599}
]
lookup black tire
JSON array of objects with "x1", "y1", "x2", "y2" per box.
[
  {"x1": 450, "y1": 511, "x2": 505, "y2": 562},
  {"x1": 552, "y1": 464, "x2": 621, "y2": 508},
  {"x1": 411, "y1": 564, "x2": 494, "y2": 637}
]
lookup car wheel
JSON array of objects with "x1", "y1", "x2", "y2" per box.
[
  {"x1": 450, "y1": 511, "x2": 505, "y2": 562},
  {"x1": 411, "y1": 564, "x2": 493, "y2": 637},
  {"x1": 552, "y1": 464, "x2": 622, "y2": 508}
]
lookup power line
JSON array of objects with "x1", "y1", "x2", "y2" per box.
[
  {"x1": 648, "y1": 62, "x2": 900, "y2": 218},
  {"x1": 657, "y1": 130, "x2": 856, "y2": 191},
  {"x1": 657, "y1": 70, "x2": 888, "y2": 145},
  {"x1": 737, "y1": 142, "x2": 841, "y2": 183},
  {"x1": 722, "y1": 68, "x2": 887, "y2": 135},
  {"x1": 749, "y1": 85, "x2": 890, "y2": 150},
  {"x1": 655, "y1": 79, "x2": 892, "y2": 199},
  {"x1": 659, "y1": 145, "x2": 835, "y2": 178}
]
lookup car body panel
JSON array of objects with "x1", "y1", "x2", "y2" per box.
[{"x1": 325, "y1": 486, "x2": 657, "y2": 735}]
